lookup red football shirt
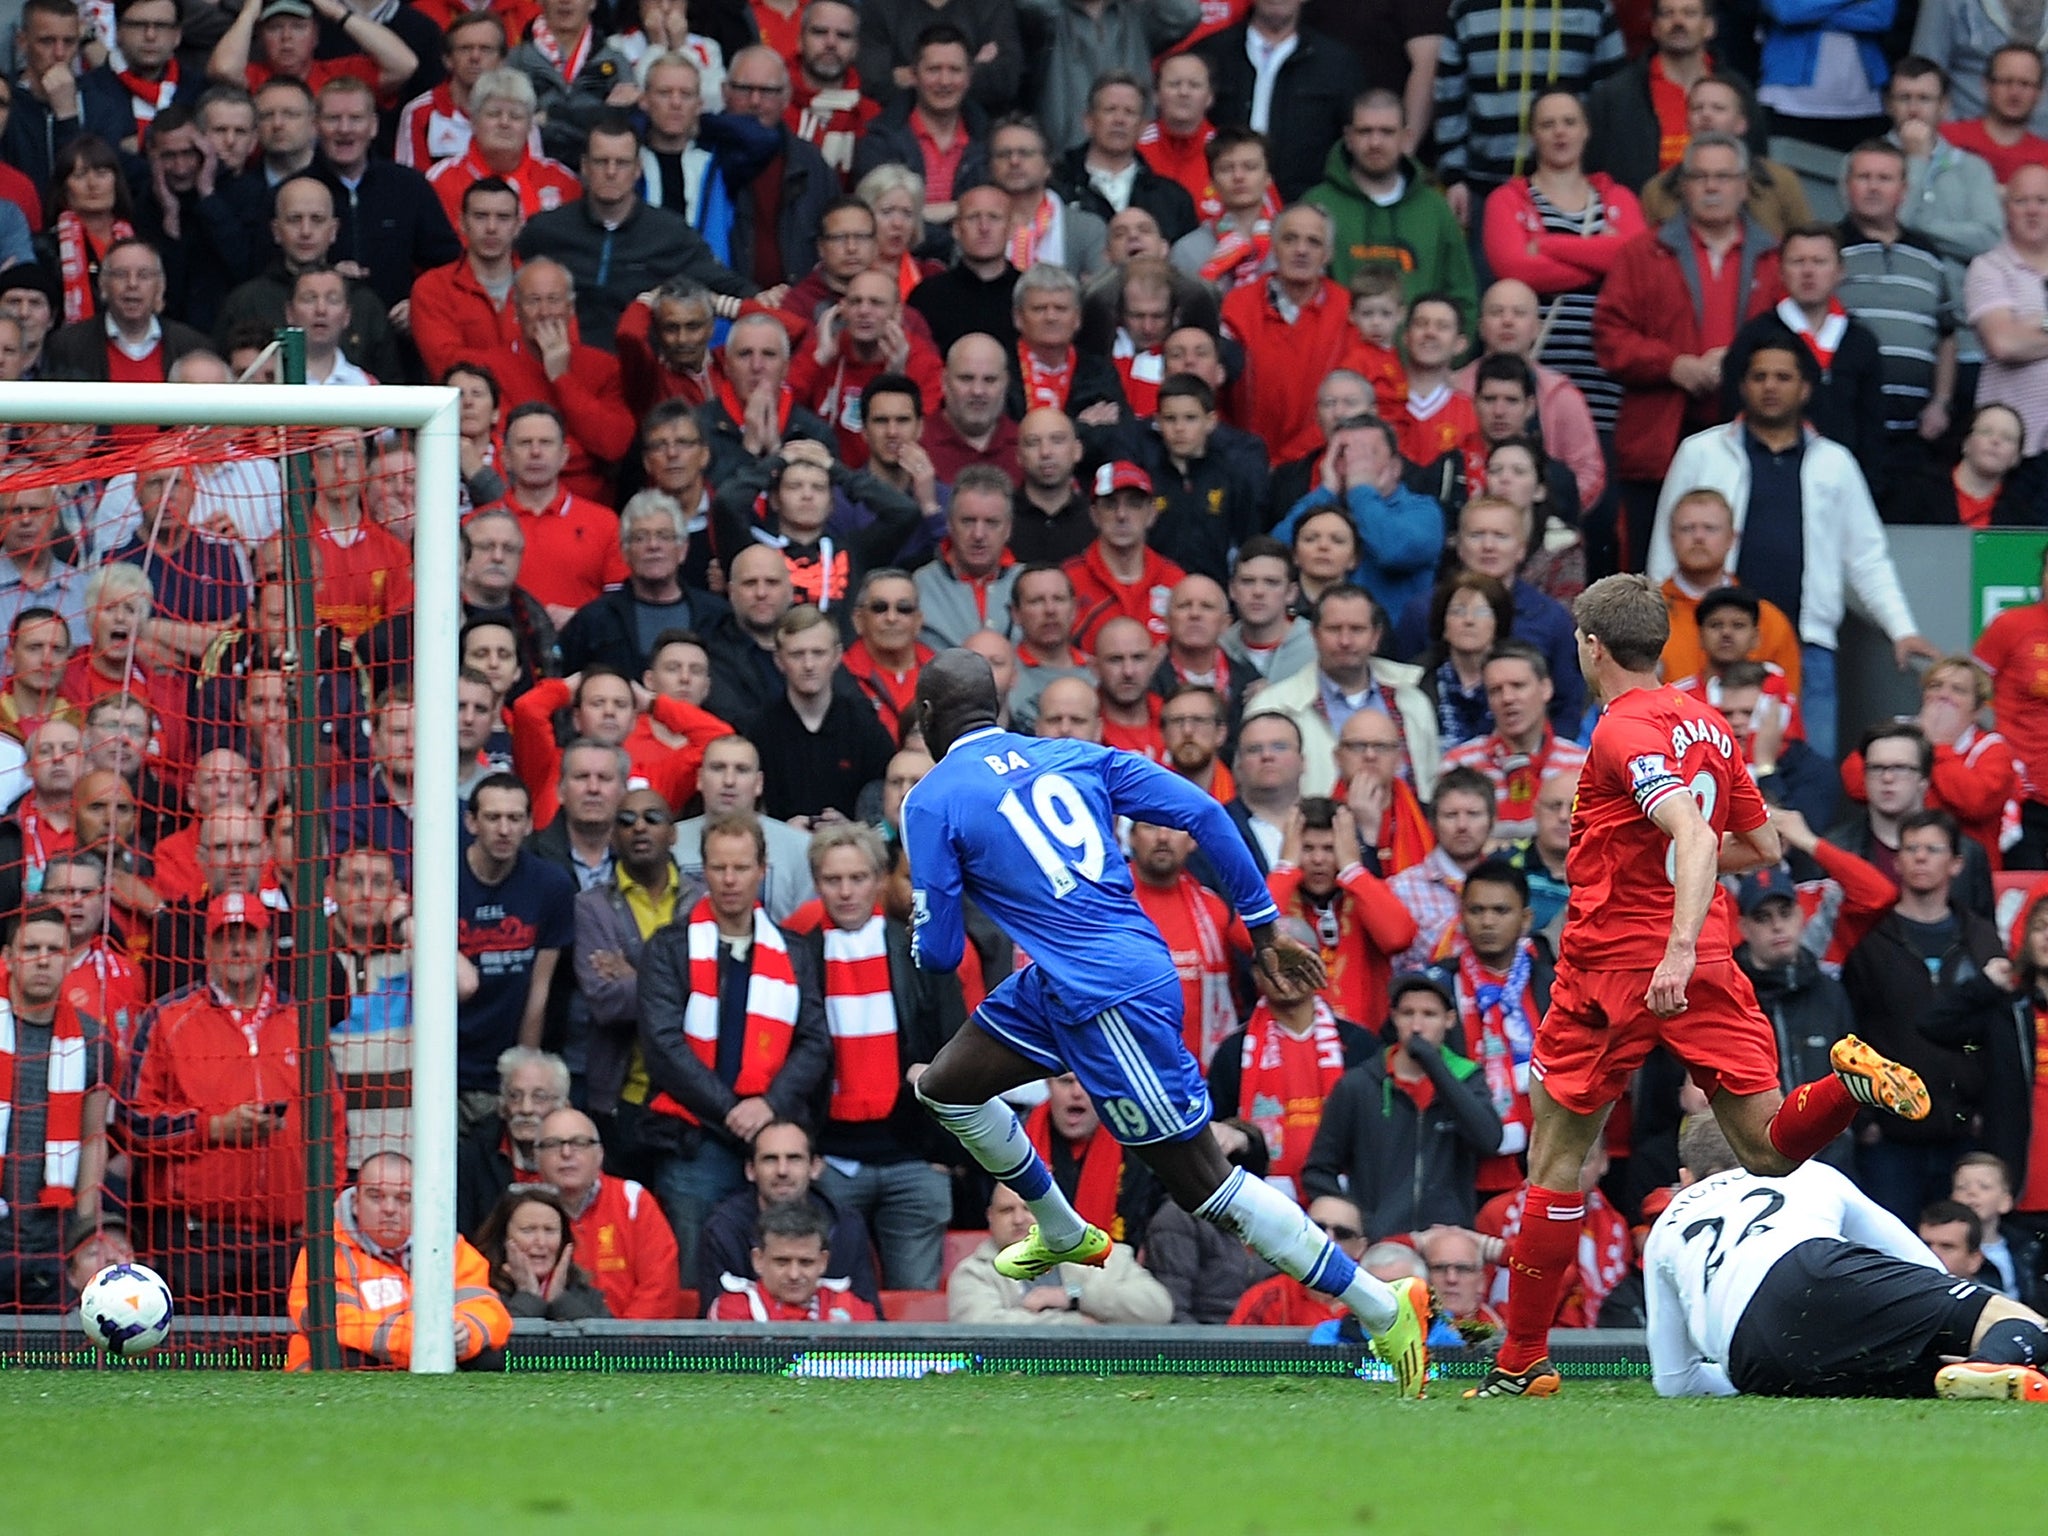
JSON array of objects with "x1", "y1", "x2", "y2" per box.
[
  {"x1": 1561, "y1": 684, "x2": 1768, "y2": 969},
  {"x1": 1974, "y1": 601, "x2": 2048, "y2": 803}
]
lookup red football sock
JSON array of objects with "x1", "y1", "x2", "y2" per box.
[
  {"x1": 1766, "y1": 1073, "x2": 1857, "y2": 1165},
  {"x1": 1499, "y1": 1184, "x2": 1584, "y2": 1372}
]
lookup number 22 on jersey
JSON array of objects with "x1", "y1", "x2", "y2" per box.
[{"x1": 996, "y1": 771, "x2": 1106, "y2": 897}]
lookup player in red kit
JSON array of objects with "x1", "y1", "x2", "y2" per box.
[{"x1": 1468, "y1": 575, "x2": 1934, "y2": 1400}]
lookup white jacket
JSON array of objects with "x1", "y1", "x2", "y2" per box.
[
  {"x1": 1244, "y1": 657, "x2": 1441, "y2": 800},
  {"x1": 1648, "y1": 422, "x2": 1920, "y2": 650}
]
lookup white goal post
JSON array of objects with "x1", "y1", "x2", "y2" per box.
[{"x1": 0, "y1": 381, "x2": 463, "y2": 1373}]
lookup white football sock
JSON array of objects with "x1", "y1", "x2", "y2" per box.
[
  {"x1": 917, "y1": 1088, "x2": 1090, "y2": 1252},
  {"x1": 1196, "y1": 1167, "x2": 1399, "y2": 1334}
]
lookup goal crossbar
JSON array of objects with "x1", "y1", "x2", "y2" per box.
[{"x1": 0, "y1": 381, "x2": 464, "y2": 1373}]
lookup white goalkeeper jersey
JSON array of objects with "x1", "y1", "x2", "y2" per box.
[{"x1": 1643, "y1": 1161, "x2": 1945, "y2": 1397}]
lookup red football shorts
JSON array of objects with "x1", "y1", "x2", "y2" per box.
[{"x1": 1531, "y1": 957, "x2": 1782, "y2": 1115}]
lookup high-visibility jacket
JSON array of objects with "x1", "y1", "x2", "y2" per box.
[{"x1": 286, "y1": 1228, "x2": 511, "y2": 1370}]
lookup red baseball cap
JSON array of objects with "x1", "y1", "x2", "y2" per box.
[
  {"x1": 205, "y1": 891, "x2": 272, "y2": 935},
  {"x1": 1092, "y1": 461, "x2": 1153, "y2": 498}
]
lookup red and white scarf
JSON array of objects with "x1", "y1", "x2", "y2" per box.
[
  {"x1": 1111, "y1": 327, "x2": 1164, "y2": 417},
  {"x1": 529, "y1": 18, "x2": 594, "y2": 81},
  {"x1": 650, "y1": 901, "x2": 800, "y2": 1123},
  {"x1": 115, "y1": 60, "x2": 178, "y2": 145},
  {"x1": 1159, "y1": 872, "x2": 1235, "y2": 1067},
  {"x1": 1018, "y1": 343, "x2": 1076, "y2": 411},
  {"x1": 1006, "y1": 192, "x2": 1058, "y2": 270},
  {"x1": 1775, "y1": 296, "x2": 1848, "y2": 374},
  {"x1": 1197, "y1": 214, "x2": 1271, "y2": 290},
  {"x1": 56, "y1": 210, "x2": 132, "y2": 324},
  {"x1": 822, "y1": 914, "x2": 898, "y2": 1123},
  {"x1": 1236, "y1": 998, "x2": 1345, "y2": 1189},
  {"x1": 0, "y1": 994, "x2": 88, "y2": 1208}
]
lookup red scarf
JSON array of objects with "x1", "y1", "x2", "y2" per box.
[
  {"x1": 822, "y1": 914, "x2": 898, "y2": 1123},
  {"x1": 1018, "y1": 343, "x2": 1076, "y2": 411},
  {"x1": 1775, "y1": 296, "x2": 1848, "y2": 373},
  {"x1": 455, "y1": 144, "x2": 549, "y2": 217},
  {"x1": 1197, "y1": 215, "x2": 1271, "y2": 290},
  {"x1": 57, "y1": 210, "x2": 132, "y2": 324},
  {"x1": 648, "y1": 901, "x2": 800, "y2": 1124},
  {"x1": 1144, "y1": 869, "x2": 1235, "y2": 1065},
  {"x1": 714, "y1": 366, "x2": 795, "y2": 436},
  {"x1": 1363, "y1": 779, "x2": 1435, "y2": 875},
  {"x1": 1111, "y1": 327, "x2": 1164, "y2": 416},
  {"x1": 1006, "y1": 192, "x2": 1057, "y2": 270},
  {"x1": 0, "y1": 990, "x2": 88, "y2": 1208},
  {"x1": 115, "y1": 60, "x2": 178, "y2": 145},
  {"x1": 529, "y1": 18, "x2": 593, "y2": 80},
  {"x1": 1236, "y1": 999, "x2": 1346, "y2": 1188},
  {"x1": 1026, "y1": 1103, "x2": 1124, "y2": 1238}
]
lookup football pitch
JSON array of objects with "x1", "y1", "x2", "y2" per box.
[{"x1": 7, "y1": 1372, "x2": 2044, "y2": 1534}]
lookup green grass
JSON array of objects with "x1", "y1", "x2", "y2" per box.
[{"x1": 6, "y1": 1372, "x2": 2045, "y2": 1534}]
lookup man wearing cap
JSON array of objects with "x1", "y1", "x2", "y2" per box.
[
  {"x1": 121, "y1": 887, "x2": 318, "y2": 1313},
  {"x1": 1733, "y1": 860, "x2": 1858, "y2": 1172},
  {"x1": 1300, "y1": 969, "x2": 1504, "y2": 1240},
  {"x1": 0, "y1": 264, "x2": 60, "y2": 379},
  {"x1": 207, "y1": 0, "x2": 418, "y2": 100},
  {"x1": 64, "y1": 1208, "x2": 133, "y2": 1300},
  {"x1": 1064, "y1": 460, "x2": 1184, "y2": 649},
  {"x1": 0, "y1": 904, "x2": 112, "y2": 1311}
]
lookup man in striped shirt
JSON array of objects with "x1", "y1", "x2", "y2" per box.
[{"x1": 1836, "y1": 138, "x2": 1957, "y2": 492}]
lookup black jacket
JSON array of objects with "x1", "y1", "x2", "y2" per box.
[
  {"x1": 1826, "y1": 813, "x2": 1995, "y2": 923},
  {"x1": 1927, "y1": 970, "x2": 2041, "y2": 1193},
  {"x1": 133, "y1": 183, "x2": 249, "y2": 332},
  {"x1": 1885, "y1": 462, "x2": 2042, "y2": 528},
  {"x1": 729, "y1": 128, "x2": 836, "y2": 287},
  {"x1": 518, "y1": 197, "x2": 753, "y2": 353},
  {"x1": 557, "y1": 584, "x2": 731, "y2": 678},
  {"x1": 1584, "y1": 57, "x2": 1768, "y2": 194},
  {"x1": 1841, "y1": 902, "x2": 2004, "y2": 1144},
  {"x1": 852, "y1": 93, "x2": 991, "y2": 200},
  {"x1": 746, "y1": 686, "x2": 898, "y2": 822},
  {"x1": 695, "y1": 1183, "x2": 883, "y2": 1315},
  {"x1": 1195, "y1": 23, "x2": 1364, "y2": 201},
  {"x1": 213, "y1": 260, "x2": 402, "y2": 381},
  {"x1": 790, "y1": 917, "x2": 967, "y2": 1164},
  {"x1": 314, "y1": 158, "x2": 462, "y2": 310},
  {"x1": 1300, "y1": 1036, "x2": 1504, "y2": 1238},
  {"x1": 1139, "y1": 438, "x2": 1266, "y2": 585},
  {"x1": 1053, "y1": 145, "x2": 1198, "y2": 244},
  {"x1": 455, "y1": 1112, "x2": 525, "y2": 1239},
  {"x1": 1737, "y1": 942, "x2": 1858, "y2": 1171},
  {"x1": 693, "y1": 392, "x2": 835, "y2": 491},
  {"x1": 1754, "y1": 739, "x2": 1839, "y2": 832},
  {"x1": 700, "y1": 611, "x2": 787, "y2": 727},
  {"x1": 1002, "y1": 350, "x2": 1135, "y2": 464},
  {"x1": 42, "y1": 317, "x2": 213, "y2": 382},
  {"x1": 907, "y1": 260, "x2": 1019, "y2": 356},
  {"x1": 636, "y1": 913, "x2": 831, "y2": 1153},
  {"x1": 3, "y1": 75, "x2": 129, "y2": 192},
  {"x1": 1723, "y1": 313, "x2": 1888, "y2": 485}
]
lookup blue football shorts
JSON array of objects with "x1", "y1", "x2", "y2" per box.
[{"x1": 971, "y1": 965, "x2": 1212, "y2": 1146}]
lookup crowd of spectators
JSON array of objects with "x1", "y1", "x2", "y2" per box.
[{"x1": 0, "y1": 0, "x2": 2045, "y2": 1346}]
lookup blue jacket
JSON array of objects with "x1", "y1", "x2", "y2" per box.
[
  {"x1": 1273, "y1": 482, "x2": 1444, "y2": 635},
  {"x1": 1757, "y1": 0, "x2": 1895, "y2": 93}
]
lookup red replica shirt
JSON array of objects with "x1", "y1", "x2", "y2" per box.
[
  {"x1": 571, "y1": 1175, "x2": 684, "y2": 1320},
  {"x1": 313, "y1": 517, "x2": 415, "y2": 638},
  {"x1": 1561, "y1": 684, "x2": 1768, "y2": 970},
  {"x1": 1974, "y1": 601, "x2": 2048, "y2": 803},
  {"x1": 2027, "y1": 1006, "x2": 2048, "y2": 1211},
  {"x1": 1941, "y1": 119, "x2": 2048, "y2": 185},
  {"x1": 1066, "y1": 543, "x2": 1185, "y2": 647},
  {"x1": 474, "y1": 491, "x2": 630, "y2": 611},
  {"x1": 1395, "y1": 387, "x2": 1484, "y2": 489}
]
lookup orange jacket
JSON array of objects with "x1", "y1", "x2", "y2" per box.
[
  {"x1": 287, "y1": 1225, "x2": 511, "y2": 1370},
  {"x1": 1267, "y1": 863, "x2": 1418, "y2": 1029}
]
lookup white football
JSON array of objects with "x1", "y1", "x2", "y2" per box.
[{"x1": 78, "y1": 1262, "x2": 175, "y2": 1356}]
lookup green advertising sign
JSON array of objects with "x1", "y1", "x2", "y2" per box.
[{"x1": 1972, "y1": 530, "x2": 2048, "y2": 638}]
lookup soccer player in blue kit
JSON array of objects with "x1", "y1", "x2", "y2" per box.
[{"x1": 903, "y1": 650, "x2": 1433, "y2": 1395}]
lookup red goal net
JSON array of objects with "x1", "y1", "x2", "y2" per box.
[{"x1": 0, "y1": 416, "x2": 419, "y2": 1367}]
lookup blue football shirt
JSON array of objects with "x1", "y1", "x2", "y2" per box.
[{"x1": 904, "y1": 727, "x2": 1278, "y2": 1015}]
